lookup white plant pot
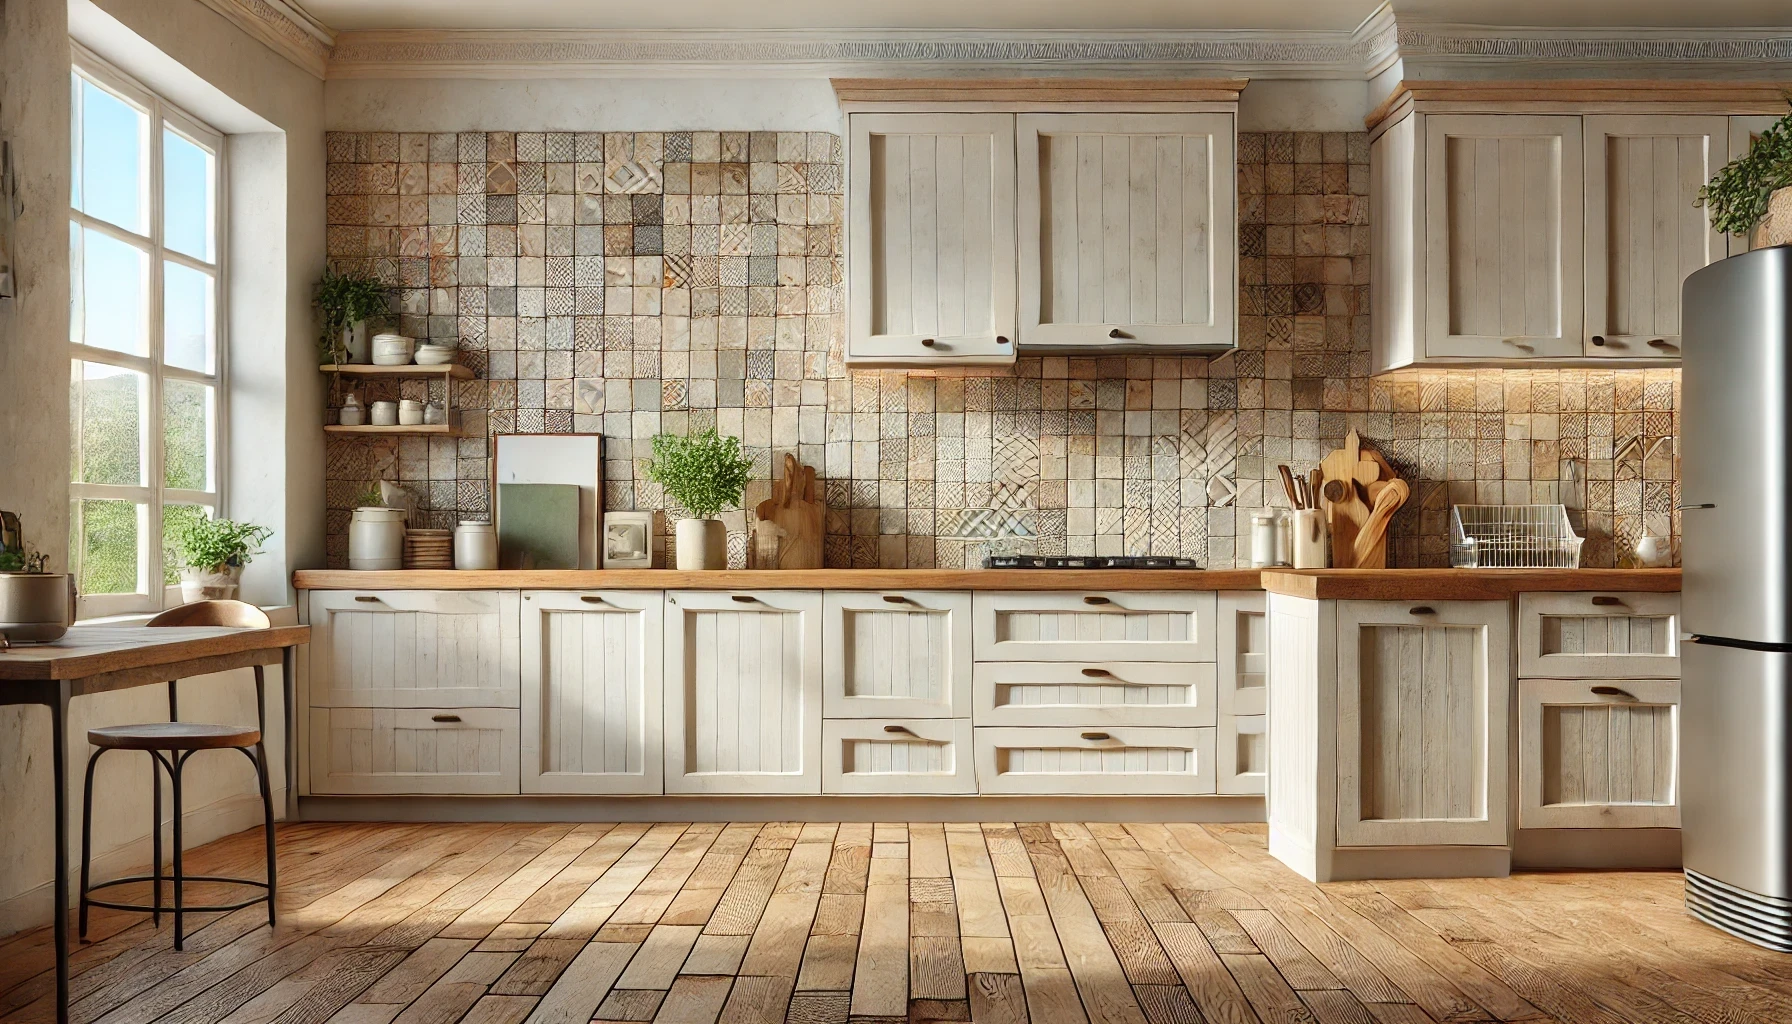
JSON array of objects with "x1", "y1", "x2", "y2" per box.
[
  {"x1": 179, "y1": 564, "x2": 242, "y2": 603},
  {"x1": 675, "y1": 518, "x2": 727, "y2": 570},
  {"x1": 342, "y1": 320, "x2": 370, "y2": 364},
  {"x1": 1752, "y1": 186, "x2": 1792, "y2": 250}
]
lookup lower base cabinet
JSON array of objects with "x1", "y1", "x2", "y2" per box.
[
  {"x1": 1518, "y1": 677, "x2": 1681, "y2": 828},
  {"x1": 309, "y1": 707, "x2": 521, "y2": 795},
  {"x1": 520, "y1": 590, "x2": 664, "y2": 795},
  {"x1": 822, "y1": 719, "x2": 976, "y2": 794},
  {"x1": 973, "y1": 726, "x2": 1216, "y2": 795}
]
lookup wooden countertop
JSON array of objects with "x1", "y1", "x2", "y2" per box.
[
  {"x1": 292, "y1": 568, "x2": 1268, "y2": 591},
  {"x1": 0, "y1": 624, "x2": 310, "y2": 682},
  {"x1": 1260, "y1": 568, "x2": 1681, "y2": 601}
]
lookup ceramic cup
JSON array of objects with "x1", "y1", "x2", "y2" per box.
[{"x1": 369, "y1": 401, "x2": 398, "y2": 426}]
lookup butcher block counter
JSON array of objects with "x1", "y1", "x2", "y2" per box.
[
  {"x1": 292, "y1": 567, "x2": 1265, "y2": 590},
  {"x1": 1260, "y1": 567, "x2": 1680, "y2": 600}
]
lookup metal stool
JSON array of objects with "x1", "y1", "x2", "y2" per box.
[{"x1": 78, "y1": 601, "x2": 277, "y2": 949}]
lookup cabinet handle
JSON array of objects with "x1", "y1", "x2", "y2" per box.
[
  {"x1": 354, "y1": 595, "x2": 380, "y2": 603},
  {"x1": 1590, "y1": 335, "x2": 1606, "y2": 347},
  {"x1": 1591, "y1": 686, "x2": 1638, "y2": 702},
  {"x1": 883, "y1": 724, "x2": 915, "y2": 735},
  {"x1": 921, "y1": 338, "x2": 936, "y2": 347},
  {"x1": 580, "y1": 595, "x2": 613, "y2": 607},
  {"x1": 1677, "y1": 503, "x2": 1716, "y2": 511},
  {"x1": 996, "y1": 336, "x2": 1011, "y2": 345},
  {"x1": 1080, "y1": 731, "x2": 1112, "y2": 742},
  {"x1": 431, "y1": 714, "x2": 462, "y2": 723},
  {"x1": 882, "y1": 594, "x2": 909, "y2": 605},
  {"x1": 731, "y1": 595, "x2": 757, "y2": 603},
  {"x1": 1408, "y1": 606, "x2": 1436, "y2": 616},
  {"x1": 1591, "y1": 595, "x2": 1624, "y2": 607},
  {"x1": 1081, "y1": 667, "x2": 1112, "y2": 678},
  {"x1": 1108, "y1": 328, "x2": 1134, "y2": 340},
  {"x1": 1083, "y1": 595, "x2": 1112, "y2": 605},
  {"x1": 1647, "y1": 338, "x2": 1675, "y2": 349}
]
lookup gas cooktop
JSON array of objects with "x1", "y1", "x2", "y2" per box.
[{"x1": 981, "y1": 555, "x2": 1203, "y2": 570}]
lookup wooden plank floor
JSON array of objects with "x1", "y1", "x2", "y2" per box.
[{"x1": 1, "y1": 821, "x2": 1786, "y2": 1024}]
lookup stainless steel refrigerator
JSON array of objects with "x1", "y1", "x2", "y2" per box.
[{"x1": 1682, "y1": 243, "x2": 1792, "y2": 951}]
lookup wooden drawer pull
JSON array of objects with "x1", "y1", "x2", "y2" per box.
[
  {"x1": 1591, "y1": 596, "x2": 1624, "y2": 607},
  {"x1": 1083, "y1": 596, "x2": 1112, "y2": 605},
  {"x1": 882, "y1": 724, "x2": 944, "y2": 743},
  {"x1": 1108, "y1": 328, "x2": 1134, "y2": 340},
  {"x1": 431, "y1": 714, "x2": 462, "y2": 723},
  {"x1": 1080, "y1": 667, "x2": 1112, "y2": 678},
  {"x1": 1408, "y1": 606, "x2": 1436, "y2": 616},
  {"x1": 354, "y1": 595, "x2": 381, "y2": 603},
  {"x1": 1081, "y1": 731, "x2": 1112, "y2": 742},
  {"x1": 731, "y1": 595, "x2": 757, "y2": 603},
  {"x1": 921, "y1": 338, "x2": 936, "y2": 347},
  {"x1": 882, "y1": 595, "x2": 909, "y2": 604},
  {"x1": 883, "y1": 724, "x2": 915, "y2": 735},
  {"x1": 580, "y1": 595, "x2": 613, "y2": 606},
  {"x1": 1591, "y1": 686, "x2": 1638, "y2": 701}
]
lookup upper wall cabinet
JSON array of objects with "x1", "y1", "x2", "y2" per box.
[{"x1": 836, "y1": 79, "x2": 1243, "y2": 367}]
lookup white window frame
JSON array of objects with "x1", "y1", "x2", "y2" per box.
[{"x1": 69, "y1": 44, "x2": 229, "y2": 618}]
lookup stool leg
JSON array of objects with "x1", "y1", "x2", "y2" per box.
[
  {"x1": 170, "y1": 751, "x2": 185, "y2": 951},
  {"x1": 151, "y1": 752, "x2": 163, "y2": 926},
  {"x1": 78, "y1": 748, "x2": 104, "y2": 941},
  {"x1": 254, "y1": 742, "x2": 276, "y2": 926}
]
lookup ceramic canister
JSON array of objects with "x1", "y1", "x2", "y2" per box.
[
  {"x1": 348, "y1": 507, "x2": 407, "y2": 570},
  {"x1": 398, "y1": 399, "x2": 424, "y2": 426},
  {"x1": 454, "y1": 520, "x2": 498, "y2": 570},
  {"x1": 369, "y1": 401, "x2": 398, "y2": 426}
]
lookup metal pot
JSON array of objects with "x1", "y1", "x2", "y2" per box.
[{"x1": 0, "y1": 572, "x2": 77, "y2": 644}]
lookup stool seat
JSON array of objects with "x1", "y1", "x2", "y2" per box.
[{"x1": 88, "y1": 722, "x2": 262, "y2": 751}]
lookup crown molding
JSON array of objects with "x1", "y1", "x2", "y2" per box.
[
  {"x1": 195, "y1": 0, "x2": 335, "y2": 79},
  {"x1": 1367, "y1": 78, "x2": 1792, "y2": 129},
  {"x1": 1394, "y1": 21, "x2": 1792, "y2": 77},
  {"x1": 831, "y1": 77, "x2": 1248, "y2": 105}
]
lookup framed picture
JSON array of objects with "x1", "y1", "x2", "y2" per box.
[
  {"x1": 602, "y1": 511, "x2": 656, "y2": 569},
  {"x1": 492, "y1": 434, "x2": 603, "y2": 569}
]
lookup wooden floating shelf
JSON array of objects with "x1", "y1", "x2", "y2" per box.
[
  {"x1": 323, "y1": 424, "x2": 455, "y2": 436},
  {"x1": 320, "y1": 363, "x2": 475, "y2": 380}
]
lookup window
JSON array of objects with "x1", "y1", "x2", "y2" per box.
[{"x1": 68, "y1": 48, "x2": 226, "y2": 617}]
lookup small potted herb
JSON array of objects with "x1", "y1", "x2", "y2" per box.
[
  {"x1": 1698, "y1": 105, "x2": 1792, "y2": 248},
  {"x1": 171, "y1": 517, "x2": 272, "y2": 602},
  {"x1": 315, "y1": 267, "x2": 389, "y2": 364},
  {"x1": 644, "y1": 428, "x2": 754, "y2": 570}
]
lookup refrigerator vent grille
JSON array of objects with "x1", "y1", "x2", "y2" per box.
[
  {"x1": 1449, "y1": 505, "x2": 1585, "y2": 568},
  {"x1": 1686, "y1": 869, "x2": 1792, "y2": 952}
]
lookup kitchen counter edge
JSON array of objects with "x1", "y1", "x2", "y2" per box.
[
  {"x1": 291, "y1": 568, "x2": 1267, "y2": 591},
  {"x1": 1259, "y1": 568, "x2": 1682, "y2": 601}
]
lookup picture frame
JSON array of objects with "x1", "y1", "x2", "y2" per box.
[
  {"x1": 602, "y1": 511, "x2": 656, "y2": 569},
  {"x1": 492, "y1": 433, "x2": 603, "y2": 569}
]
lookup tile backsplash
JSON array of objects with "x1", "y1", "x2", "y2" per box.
[{"x1": 321, "y1": 128, "x2": 1677, "y2": 569}]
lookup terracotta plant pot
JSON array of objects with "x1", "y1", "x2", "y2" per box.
[
  {"x1": 179, "y1": 564, "x2": 242, "y2": 603},
  {"x1": 1750, "y1": 186, "x2": 1792, "y2": 249},
  {"x1": 675, "y1": 518, "x2": 727, "y2": 570}
]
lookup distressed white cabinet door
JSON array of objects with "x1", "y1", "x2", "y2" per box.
[
  {"x1": 520, "y1": 590, "x2": 664, "y2": 795},
  {"x1": 1518, "y1": 678, "x2": 1680, "y2": 828},
  {"x1": 664, "y1": 590, "x2": 823, "y2": 794},
  {"x1": 1017, "y1": 113, "x2": 1236, "y2": 351},
  {"x1": 1217, "y1": 591, "x2": 1268, "y2": 794},
  {"x1": 1583, "y1": 115, "x2": 1727, "y2": 358},
  {"x1": 1729, "y1": 115, "x2": 1784, "y2": 255},
  {"x1": 822, "y1": 590, "x2": 972, "y2": 718},
  {"x1": 972, "y1": 591, "x2": 1216, "y2": 662},
  {"x1": 847, "y1": 113, "x2": 1016, "y2": 366},
  {"x1": 1423, "y1": 114, "x2": 1584, "y2": 360},
  {"x1": 822, "y1": 719, "x2": 976, "y2": 795},
  {"x1": 971, "y1": 661, "x2": 1216, "y2": 728},
  {"x1": 974, "y1": 726, "x2": 1215, "y2": 795},
  {"x1": 1516, "y1": 592, "x2": 1680, "y2": 679},
  {"x1": 1335, "y1": 600, "x2": 1511, "y2": 847},
  {"x1": 309, "y1": 707, "x2": 520, "y2": 795},
  {"x1": 309, "y1": 590, "x2": 521, "y2": 708}
]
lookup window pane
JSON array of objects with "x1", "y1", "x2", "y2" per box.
[
  {"x1": 71, "y1": 498, "x2": 145, "y2": 597},
  {"x1": 164, "y1": 379, "x2": 214, "y2": 491},
  {"x1": 164, "y1": 261, "x2": 215, "y2": 372},
  {"x1": 70, "y1": 361, "x2": 146, "y2": 486},
  {"x1": 72, "y1": 226, "x2": 148, "y2": 356},
  {"x1": 72, "y1": 74, "x2": 147, "y2": 234},
  {"x1": 162, "y1": 503, "x2": 213, "y2": 586},
  {"x1": 163, "y1": 127, "x2": 215, "y2": 262}
]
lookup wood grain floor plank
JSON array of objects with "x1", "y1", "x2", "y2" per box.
[
  {"x1": 521, "y1": 941, "x2": 637, "y2": 1024},
  {"x1": 543, "y1": 824, "x2": 690, "y2": 940},
  {"x1": 1018, "y1": 823, "x2": 1146, "y2": 1024},
  {"x1": 966, "y1": 973, "x2": 1028, "y2": 1024},
  {"x1": 650, "y1": 975, "x2": 731, "y2": 1024},
  {"x1": 849, "y1": 841, "x2": 908, "y2": 1019}
]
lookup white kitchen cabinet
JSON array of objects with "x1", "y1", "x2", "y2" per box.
[
  {"x1": 1334, "y1": 600, "x2": 1510, "y2": 847},
  {"x1": 847, "y1": 113, "x2": 1016, "y2": 367},
  {"x1": 1217, "y1": 591, "x2": 1268, "y2": 795},
  {"x1": 1517, "y1": 592, "x2": 1680, "y2": 679},
  {"x1": 973, "y1": 591, "x2": 1216, "y2": 663},
  {"x1": 974, "y1": 726, "x2": 1215, "y2": 795},
  {"x1": 822, "y1": 590, "x2": 971, "y2": 718},
  {"x1": 1016, "y1": 113, "x2": 1235, "y2": 351},
  {"x1": 308, "y1": 590, "x2": 521, "y2": 708},
  {"x1": 519, "y1": 591, "x2": 663, "y2": 795},
  {"x1": 972, "y1": 661, "x2": 1216, "y2": 728},
  {"x1": 309, "y1": 707, "x2": 520, "y2": 795},
  {"x1": 663, "y1": 590, "x2": 823, "y2": 794},
  {"x1": 822, "y1": 719, "x2": 976, "y2": 795},
  {"x1": 1582, "y1": 116, "x2": 1726, "y2": 357},
  {"x1": 1518, "y1": 677, "x2": 1680, "y2": 829}
]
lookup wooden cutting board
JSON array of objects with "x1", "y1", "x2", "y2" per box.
[
  {"x1": 1318, "y1": 430, "x2": 1408, "y2": 569},
  {"x1": 751, "y1": 453, "x2": 825, "y2": 569}
]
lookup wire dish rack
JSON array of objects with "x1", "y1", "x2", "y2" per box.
[{"x1": 1449, "y1": 505, "x2": 1585, "y2": 568}]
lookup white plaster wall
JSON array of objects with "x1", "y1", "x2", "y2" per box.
[
  {"x1": 1237, "y1": 79, "x2": 1370, "y2": 132},
  {"x1": 326, "y1": 77, "x2": 845, "y2": 134}
]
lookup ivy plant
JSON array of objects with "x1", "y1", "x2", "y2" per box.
[
  {"x1": 314, "y1": 267, "x2": 390, "y2": 362},
  {"x1": 171, "y1": 517, "x2": 273, "y2": 574},
  {"x1": 1697, "y1": 104, "x2": 1792, "y2": 235},
  {"x1": 643, "y1": 429, "x2": 754, "y2": 521}
]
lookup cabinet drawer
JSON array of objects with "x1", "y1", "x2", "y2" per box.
[
  {"x1": 1218, "y1": 714, "x2": 1267, "y2": 796},
  {"x1": 823, "y1": 591, "x2": 972, "y2": 718},
  {"x1": 1518, "y1": 678, "x2": 1679, "y2": 829},
  {"x1": 972, "y1": 662, "x2": 1215, "y2": 728},
  {"x1": 973, "y1": 591, "x2": 1215, "y2": 662},
  {"x1": 1517, "y1": 592, "x2": 1680, "y2": 678},
  {"x1": 822, "y1": 719, "x2": 976, "y2": 795},
  {"x1": 309, "y1": 707, "x2": 520, "y2": 795},
  {"x1": 973, "y1": 726, "x2": 1215, "y2": 795},
  {"x1": 309, "y1": 590, "x2": 521, "y2": 708}
]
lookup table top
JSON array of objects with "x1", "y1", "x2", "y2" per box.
[{"x1": 0, "y1": 624, "x2": 310, "y2": 681}]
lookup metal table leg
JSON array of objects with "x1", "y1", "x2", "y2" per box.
[
  {"x1": 51, "y1": 680, "x2": 71, "y2": 1024},
  {"x1": 282, "y1": 646, "x2": 297, "y2": 822}
]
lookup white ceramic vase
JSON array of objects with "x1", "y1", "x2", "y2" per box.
[
  {"x1": 179, "y1": 564, "x2": 242, "y2": 603},
  {"x1": 348, "y1": 507, "x2": 407, "y2": 570},
  {"x1": 341, "y1": 320, "x2": 370, "y2": 363},
  {"x1": 675, "y1": 518, "x2": 727, "y2": 570}
]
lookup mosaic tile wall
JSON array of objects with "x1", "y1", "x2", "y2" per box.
[{"x1": 321, "y1": 128, "x2": 1678, "y2": 569}]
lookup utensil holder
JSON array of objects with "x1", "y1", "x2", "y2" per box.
[{"x1": 1292, "y1": 509, "x2": 1329, "y2": 569}]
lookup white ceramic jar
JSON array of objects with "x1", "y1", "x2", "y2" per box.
[
  {"x1": 369, "y1": 401, "x2": 398, "y2": 426},
  {"x1": 348, "y1": 507, "x2": 407, "y2": 570},
  {"x1": 338, "y1": 393, "x2": 365, "y2": 426},
  {"x1": 398, "y1": 399, "x2": 424, "y2": 426},
  {"x1": 454, "y1": 520, "x2": 498, "y2": 570},
  {"x1": 371, "y1": 333, "x2": 415, "y2": 366}
]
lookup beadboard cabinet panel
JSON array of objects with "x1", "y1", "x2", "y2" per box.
[
  {"x1": 974, "y1": 726, "x2": 1215, "y2": 795},
  {"x1": 309, "y1": 707, "x2": 520, "y2": 795},
  {"x1": 310, "y1": 590, "x2": 521, "y2": 708},
  {"x1": 822, "y1": 719, "x2": 976, "y2": 794},
  {"x1": 971, "y1": 660, "x2": 1216, "y2": 728},
  {"x1": 973, "y1": 591, "x2": 1216, "y2": 663},
  {"x1": 1217, "y1": 591, "x2": 1268, "y2": 794},
  {"x1": 1017, "y1": 113, "x2": 1236, "y2": 350},
  {"x1": 1519, "y1": 677, "x2": 1680, "y2": 828},
  {"x1": 1518, "y1": 592, "x2": 1680, "y2": 679},
  {"x1": 520, "y1": 591, "x2": 664, "y2": 794},
  {"x1": 823, "y1": 590, "x2": 972, "y2": 718},
  {"x1": 664, "y1": 590, "x2": 823, "y2": 794},
  {"x1": 1583, "y1": 116, "x2": 1726, "y2": 357}
]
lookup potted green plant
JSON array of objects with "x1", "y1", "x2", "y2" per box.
[
  {"x1": 643, "y1": 428, "x2": 754, "y2": 570},
  {"x1": 1698, "y1": 106, "x2": 1792, "y2": 248},
  {"x1": 171, "y1": 517, "x2": 272, "y2": 603},
  {"x1": 315, "y1": 267, "x2": 389, "y2": 364}
]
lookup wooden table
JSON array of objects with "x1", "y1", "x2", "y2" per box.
[{"x1": 0, "y1": 623, "x2": 309, "y2": 1024}]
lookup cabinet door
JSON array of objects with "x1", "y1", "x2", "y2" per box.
[
  {"x1": 664, "y1": 590, "x2": 822, "y2": 794},
  {"x1": 1729, "y1": 116, "x2": 1784, "y2": 255},
  {"x1": 1423, "y1": 114, "x2": 1584, "y2": 360},
  {"x1": 520, "y1": 591, "x2": 663, "y2": 794},
  {"x1": 972, "y1": 661, "x2": 1216, "y2": 728},
  {"x1": 309, "y1": 707, "x2": 520, "y2": 795},
  {"x1": 1517, "y1": 592, "x2": 1680, "y2": 679},
  {"x1": 848, "y1": 113, "x2": 1016, "y2": 366},
  {"x1": 823, "y1": 590, "x2": 972, "y2": 718},
  {"x1": 1583, "y1": 116, "x2": 1727, "y2": 358},
  {"x1": 1335, "y1": 600, "x2": 1510, "y2": 846},
  {"x1": 1518, "y1": 678, "x2": 1679, "y2": 828},
  {"x1": 1217, "y1": 591, "x2": 1268, "y2": 794},
  {"x1": 309, "y1": 590, "x2": 521, "y2": 708},
  {"x1": 822, "y1": 719, "x2": 976, "y2": 795},
  {"x1": 1017, "y1": 113, "x2": 1236, "y2": 350},
  {"x1": 972, "y1": 591, "x2": 1216, "y2": 662},
  {"x1": 974, "y1": 726, "x2": 1215, "y2": 795}
]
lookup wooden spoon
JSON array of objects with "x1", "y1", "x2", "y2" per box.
[{"x1": 1352, "y1": 478, "x2": 1410, "y2": 569}]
